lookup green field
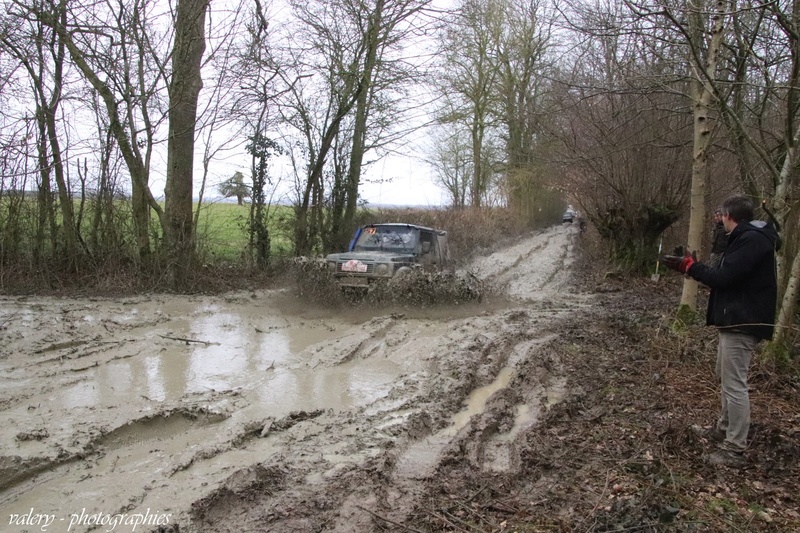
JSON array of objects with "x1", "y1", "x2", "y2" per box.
[{"x1": 193, "y1": 201, "x2": 294, "y2": 261}]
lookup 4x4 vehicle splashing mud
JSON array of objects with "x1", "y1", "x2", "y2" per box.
[{"x1": 325, "y1": 223, "x2": 451, "y2": 289}]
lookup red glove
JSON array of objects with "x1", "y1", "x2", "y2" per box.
[{"x1": 662, "y1": 249, "x2": 696, "y2": 274}]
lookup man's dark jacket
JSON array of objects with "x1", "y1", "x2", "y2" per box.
[{"x1": 688, "y1": 221, "x2": 779, "y2": 340}]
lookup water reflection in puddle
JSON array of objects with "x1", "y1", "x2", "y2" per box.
[{"x1": 52, "y1": 305, "x2": 401, "y2": 416}]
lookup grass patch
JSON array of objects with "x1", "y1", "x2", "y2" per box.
[{"x1": 193, "y1": 201, "x2": 294, "y2": 262}]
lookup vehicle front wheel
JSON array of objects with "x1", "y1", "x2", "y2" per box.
[{"x1": 393, "y1": 266, "x2": 413, "y2": 278}]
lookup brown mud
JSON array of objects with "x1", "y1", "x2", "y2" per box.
[{"x1": 2, "y1": 223, "x2": 798, "y2": 533}]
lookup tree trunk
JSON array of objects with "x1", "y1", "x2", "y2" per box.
[
  {"x1": 771, "y1": 160, "x2": 800, "y2": 347},
  {"x1": 773, "y1": 214, "x2": 800, "y2": 347},
  {"x1": 471, "y1": 113, "x2": 484, "y2": 208},
  {"x1": 340, "y1": 93, "x2": 369, "y2": 251},
  {"x1": 44, "y1": 8, "x2": 80, "y2": 267},
  {"x1": 10, "y1": 5, "x2": 79, "y2": 268},
  {"x1": 164, "y1": 0, "x2": 208, "y2": 287},
  {"x1": 679, "y1": 0, "x2": 726, "y2": 315},
  {"x1": 679, "y1": 80, "x2": 708, "y2": 314},
  {"x1": 341, "y1": 10, "x2": 381, "y2": 251},
  {"x1": 758, "y1": 6, "x2": 800, "y2": 342},
  {"x1": 44, "y1": 98, "x2": 79, "y2": 267},
  {"x1": 34, "y1": 110, "x2": 53, "y2": 266},
  {"x1": 294, "y1": 173, "x2": 316, "y2": 257},
  {"x1": 295, "y1": 105, "x2": 361, "y2": 256}
]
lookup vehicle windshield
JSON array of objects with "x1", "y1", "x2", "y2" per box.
[{"x1": 353, "y1": 226, "x2": 418, "y2": 252}]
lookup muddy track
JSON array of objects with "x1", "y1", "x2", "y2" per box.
[{"x1": 1, "y1": 224, "x2": 584, "y2": 533}]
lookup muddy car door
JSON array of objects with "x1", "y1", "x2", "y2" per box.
[
  {"x1": 418, "y1": 230, "x2": 438, "y2": 270},
  {"x1": 418, "y1": 229, "x2": 450, "y2": 271},
  {"x1": 434, "y1": 231, "x2": 451, "y2": 272}
]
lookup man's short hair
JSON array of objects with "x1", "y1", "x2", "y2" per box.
[{"x1": 721, "y1": 195, "x2": 754, "y2": 223}]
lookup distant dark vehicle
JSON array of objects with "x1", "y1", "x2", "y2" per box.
[
  {"x1": 325, "y1": 223, "x2": 451, "y2": 290},
  {"x1": 562, "y1": 210, "x2": 576, "y2": 223}
]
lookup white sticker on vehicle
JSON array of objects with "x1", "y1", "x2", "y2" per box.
[{"x1": 342, "y1": 260, "x2": 368, "y2": 272}]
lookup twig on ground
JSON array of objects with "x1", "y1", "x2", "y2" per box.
[
  {"x1": 428, "y1": 510, "x2": 471, "y2": 532},
  {"x1": 576, "y1": 469, "x2": 612, "y2": 530},
  {"x1": 465, "y1": 484, "x2": 488, "y2": 503},
  {"x1": 438, "y1": 507, "x2": 485, "y2": 532},
  {"x1": 354, "y1": 505, "x2": 425, "y2": 533}
]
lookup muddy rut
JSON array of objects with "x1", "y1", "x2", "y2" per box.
[{"x1": 0, "y1": 224, "x2": 587, "y2": 533}]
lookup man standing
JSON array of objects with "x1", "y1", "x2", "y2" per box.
[
  {"x1": 663, "y1": 195, "x2": 780, "y2": 467},
  {"x1": 709, "y1": 208, "x2": 727, "y2": 267}
]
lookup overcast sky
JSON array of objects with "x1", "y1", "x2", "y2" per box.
[{"x1": 361, "y1": 154, "x2": 447, "y2": 207}]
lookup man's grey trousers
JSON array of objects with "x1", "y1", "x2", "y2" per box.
[{"x1": 715, "y1": 330, "x2": 759, "y2": 452}]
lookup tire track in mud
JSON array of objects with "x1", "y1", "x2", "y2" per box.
[
  {"x1": 187, "y1": 311, "x2": 570, "y2": 533},
  {"x1": 467, "y1": 224, "x2": 580, "y2": 302},
  {"x1": 0, "y1": 406, "x2": 228, "y2": 502},
  {"x1": 310, "y1": 315, "x2": 398, "y2": 367}
]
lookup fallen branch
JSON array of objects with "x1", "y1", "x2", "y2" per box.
[{"x1": 158, "y1": 334, "x2": 218, "y2": 346}]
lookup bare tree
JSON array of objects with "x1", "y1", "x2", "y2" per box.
[
  {"x1": 0, "y1": 119, "x2": 36, "y2": 268},
  {"x1": 2, "y1": 1, "x2": 81, "y2": 267},
  {"x1": 284, "y1": 0, "x2": 370, "y2": 256},
  {"x1": 192, "y1": 0, "x2": 250, "y2": 259},
  {"x1": 83, "y1": 85, "x2": 129, "y2": 260},
  {"x1": 712, "y1": 0, "x2": 800, "y2": 348},
  {"x1": 492, "y1": 0, "x2": 554, "y2": 220},
  {"x1": 622, "y1": 0, "x2": 729, "y2": 313},
  {"x1": 25, "y1": 0, "x2": 170, "y2": 262},
  {"x1": 436, "y1": 0, "x2": 501, "y2": 208},
  {"x1": 624, "y1": 0, "x2": 800, "y2": 348},
  {"x1": 227, "y1": 0, "x2": 287, "y2": 267},
  {"x1": 19, "y1": 0, "x2": 212, "y2": 286},
  {"x1": 428, "y1": 125, "x2": 472, "y2": 208},
  {"x1": 551, "y1": 0, "x2": 693, "y2": 269},
  {"x1": 332, "y1": 0, "x2": 431, "y2": 250}
]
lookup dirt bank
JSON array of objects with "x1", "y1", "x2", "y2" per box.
[{"x1": 2, "y1": 223, "x2": 798, "y2": 533}]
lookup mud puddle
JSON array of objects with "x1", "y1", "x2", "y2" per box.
[{"x1": 0, "y1": 297, "x2": 462, "y2": 532}]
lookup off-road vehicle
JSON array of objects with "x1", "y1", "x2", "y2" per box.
[{"x1": 325, "y1": 223, "x2": 451, "y2": 289}]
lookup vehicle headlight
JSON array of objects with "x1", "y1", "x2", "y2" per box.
[
  {"x1": 375, "y1": 263, "x2": 391, "y2": 276},
  {"x1": 328, "y1": 261, "x2": 337, "y2": 271}
]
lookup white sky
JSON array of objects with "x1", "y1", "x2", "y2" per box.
[
  {"x1": 361, "y1": 154, "x2": 448, "y2": 207},
  {"x1": 179, "y1": 134, "x2": 447, "y2": 207}
]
